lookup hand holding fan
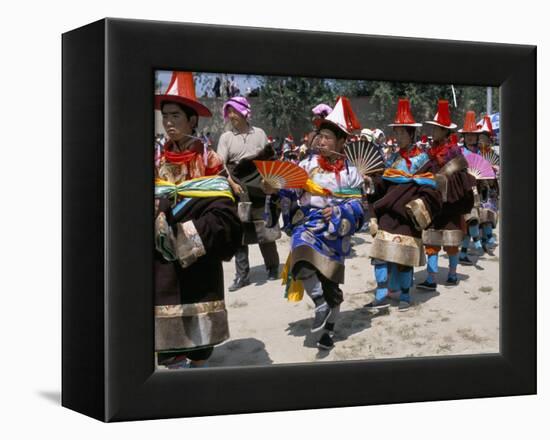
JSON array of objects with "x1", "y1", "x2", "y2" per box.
[
  {"x1": 253, "y1": 160, "x2": 308, "y2": 189},
  {"x1": 344, "y1": 140, "x2": 386, "y2": 176},
  {"x1": 466, "y1": 153, "x2": 496, "y2": 180}
]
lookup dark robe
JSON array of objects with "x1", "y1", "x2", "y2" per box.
[
  {"x1": 367, "y1": 157, "x2": 443, "y2": 267},
  {"x1": 422, "y1": 151, "x2": 477, "y2": 247},
  {"x1": 155, "y1": 196, "x2": 242, "y2": 353}
]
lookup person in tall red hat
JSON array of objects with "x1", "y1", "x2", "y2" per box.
[
  {"x1": 416, "y1": 100, "x2": 476, "y2": 290},
  {"x1": 457, "y1": 111, "x2": 484, "y2": 264},
  {"x1": 364, "y1": 98, "x2": 442, "y2": 311},
  {"x1": 154, "y1": 71, "x2": 242, "y2": 369},
  {"x1": 459, "y1": 110, "x2": 482, "y2": 155},
  {"x1": 263, "y1": 97, "x2": 366, "y2": 350},
  {"x1": 477, "y1": 115, "x2": 499, "y2": 253},
  {"x1": 155, "y1": 72, "x2": 224, "y2": 181}
]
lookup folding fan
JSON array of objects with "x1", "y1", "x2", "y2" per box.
[
  {"x1": 253, "y1": 160, "x2": 308, "y2": 189},
  {"x1": 466, "y1": 153, "x2": 496, "y2": 180},
  {"x1": 481, "y1": 149, "x2": 500, "y2": 167},
  {"x1": 344, "y1": 140, "x2": 386, "y2": 176}
]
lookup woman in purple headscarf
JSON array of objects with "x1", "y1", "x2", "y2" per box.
[
  {"x1": 307, "y1": 103, "x2": 333, "y2": 152},
  {"x1": 217, "y1": 96, "x2": 281, "y2": 291}
]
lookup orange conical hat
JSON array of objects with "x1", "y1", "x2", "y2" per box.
[
  {"x1": 388, "y1": 98, "x2": 422, "y2": 127},
  {"x1": 154, "y1": 71, "x2": 212, "y2": 117},
  {"x1": 424, "y1": 99, "x2": 457, "y2": 130},
  {"x1": 458, "y1": 111, "x2": 481, "y2": 133}
]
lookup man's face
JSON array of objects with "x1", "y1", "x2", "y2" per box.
[
  {"x1": 161, "y1": 103, "x2": 196, "y2": 142},
  {"x1": 227, "y1": 106, "x2": 246, "y2": 129},
  {"x1": 318, "y1": 129, "x2": 345, "y2": 156},
  {"x1": 394, "y1": 126, "x2": 413, "y2": 148},
  {"x1": 432, "y1": 125, "x2": 449, "y2": 143},
  {"x1": 465, "y1": 133, "x2": 478, "y2": 147}
]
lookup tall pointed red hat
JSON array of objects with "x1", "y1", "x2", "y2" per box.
[
  {"x1": 154, "y1": 71, "x2": 212, "y2": 117},
  {"x1": 315, "y1": 96, "x2": 361, "y2": 135},
  {"x1": 388, "y1": 98, "x2": 422, "y2": 127},
  {"x1": 458, "y1": 111, "x2": 481, "y2": 133},
  {"x1": 424, "y1": 99, "x2": 457, "y2": 130},
  {"x1": 477, "y1": 115, "x2": 494, "y2": 135}
]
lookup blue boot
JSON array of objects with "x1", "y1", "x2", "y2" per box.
[
  {"x1": 365, "y1": 262, "x2": 391, "y2": 310},
  {"x1": 397, "y1": 268, "x2": 413, "y2": 311},
  {"x1": 398, "y1": 290, "x2": 411, "y2": 312},
  {"x1": 418, "y1": 254, "x2": 438, "y2": 291},
  {"x1": 447, "y1": 254, "x2": 459, "y2": 285}
]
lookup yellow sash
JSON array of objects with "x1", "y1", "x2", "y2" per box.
[
  {"x1": 155, "y1": 176, "x2": 235, "y2": 202},
  {"x1": 281, "y1": 253, "x2": 304, "y2": 302}
]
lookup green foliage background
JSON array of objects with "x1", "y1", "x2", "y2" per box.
[{"x1": 258, "y1": 76, "x2": 498, "y2": 132}]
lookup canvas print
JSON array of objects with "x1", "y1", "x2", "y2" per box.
[{"x1": 153, "y1": 70, "x2": 500, "y2": 369}]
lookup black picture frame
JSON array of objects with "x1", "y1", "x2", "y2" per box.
[{"x1": 62, "y1": 18, "x2": 536, "y2": 422}]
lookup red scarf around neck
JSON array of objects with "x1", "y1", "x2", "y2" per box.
[
  {"x1": 399, "y1": 145, "x2": 422, "y2": 168},
  {"x1": 429, "y1": 142, "x2": 447, "y2": 166},
  {"x1": 162, "y1": 140, "x2": 201, "y2": 164},
  {"x1": 428, "y1": 139, "x2": 457, "y2": 166},
  {"x1": 318, "y1": 155, "x2": 345, "y2": 186}
]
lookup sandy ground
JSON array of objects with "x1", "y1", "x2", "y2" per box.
[{"x1": 208, "y1": 229, "x2": 500, "y2": 367}]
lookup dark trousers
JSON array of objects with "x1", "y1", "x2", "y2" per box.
[
  {"x1": 293, "y1": 261, "x2": 344, "y2": 308},
  {"x1": 234, "y1": 242, "x2": 279, "y2": 279}
]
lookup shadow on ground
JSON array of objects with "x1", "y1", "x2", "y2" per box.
[
  {"x1": 246, "y1": 263, "x2": 285, "y2": 287},
  {"x1": 286, "y1": 306, "x2": 375, "y2": 352},
  {"x1": 208, "y1": 337, "x2": 273, "y2": 367}
]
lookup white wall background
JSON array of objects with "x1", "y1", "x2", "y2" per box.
[{"x1": 0, "y1": 0, "x2": 545, "y2": 437}]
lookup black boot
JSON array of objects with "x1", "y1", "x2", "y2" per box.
[
  {"x1": 267, "y1": 266, "x2": 279, "y2": 280},
  {"x1": 317, "y1": 332, "x2": 334, "y2": 350},
  {"x1": 228, "y1": 277, "x2": 250, "y2": 292}
]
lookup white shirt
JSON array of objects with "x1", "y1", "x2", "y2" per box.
[{"x1": 297, "y1": 155, "x2": 364, "y2": 209}]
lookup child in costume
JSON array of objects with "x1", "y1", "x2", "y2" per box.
[
  {"x1": 417, "y1": 100, "x2": 476, "y2": 290},
  {"x1": 477, "y1": 115, "x2": 499, "y2": 253},
  {"x1": 458, "y1": 111, "x2": 484, "y2": 265},
  {"x1": 365, "y1": 98, "x2": 442, "y2": 311},
  {"x1": 263, "y1": 97, "x2": 365, "y2": 350}
]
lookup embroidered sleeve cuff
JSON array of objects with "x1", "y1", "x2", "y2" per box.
[
  {"x1": 174, "y1": 220, "x2": 206, "y2": 268},
  {"x1": 435, "y1": 174, "x2": 448, "y2": 202},
  {"x1": 155, "y1": 213, "x2": 176, "y2": 261},
  {"x1": 405, "y1": 198, "x2": 432, "y2": 231}
]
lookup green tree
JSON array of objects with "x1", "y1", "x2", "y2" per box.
[
  {"x1": 259, "y1": 76, "x2": 337, "y2": 137},
  {"x1": 333, "y1": 79, "x2": 499, "y2": 129}
]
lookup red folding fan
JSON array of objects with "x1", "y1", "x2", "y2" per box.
[{"x1": 253, "y1": 160, "x2": 309, "y2": 189}]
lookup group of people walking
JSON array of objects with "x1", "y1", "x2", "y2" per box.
[{"x1": 153, "y1": 71, "x2": 499, "y2": 368}]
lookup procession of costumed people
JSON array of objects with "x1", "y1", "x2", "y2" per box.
[{"x1": 153, "y1": 71, "x2": 500, "y2": 366}]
